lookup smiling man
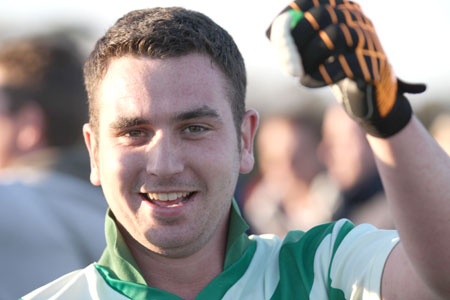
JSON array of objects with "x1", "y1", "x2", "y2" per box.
[
  {"x1": 88, "y1": 54, "x2": 248, "y2": 259},
  {"x1": 82, "y1": 52, "x2": 257, "y2": 298},
  {"x1": 22, "y1": 2, "x2": 450, "y2": 300}
]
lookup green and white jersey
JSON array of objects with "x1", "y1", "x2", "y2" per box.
[{"x1": 22, "y1": 200, "x2": 398, "y2": 300}]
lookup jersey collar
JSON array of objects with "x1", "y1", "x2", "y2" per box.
[{"x1": 98, "y1": 198, "x2": 253, "y2": 284}]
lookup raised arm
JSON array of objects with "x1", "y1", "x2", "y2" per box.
[
  {"x1": 368, "y1": 116, "x2": 450, "y2": 299},
  {"x1": 266, "y1": 0, "x2": 450, "y2": 298}
]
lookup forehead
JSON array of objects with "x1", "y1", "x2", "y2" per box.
[{"x1": 96, "y1": 53, "x2": 231, "y2": 124}]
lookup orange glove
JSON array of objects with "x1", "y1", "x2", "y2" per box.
[{"x1": 267, "y1": 0, "x2": 425, "y2": 137}]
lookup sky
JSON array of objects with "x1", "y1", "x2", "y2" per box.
[{"x1": 0, "y1": 0, "x2": 449, "y2": 113}]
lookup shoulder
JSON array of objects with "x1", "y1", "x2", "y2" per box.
[
  {"x1": 20, "y1": 264, "x2": 128, "y2": 300},
  {"x1": 275, "y1": 220, "x2": 399, "y2": 299},
  {"x1": 21, "y1": 266, "x2": 89, "y2": 300},
  {"x1": 224, "y1": 222, "x2": 399, "y2": 300}
]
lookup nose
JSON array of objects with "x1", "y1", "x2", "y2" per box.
[{"x1": 145, "y1": 130, "x2": 184, "y2": 177}]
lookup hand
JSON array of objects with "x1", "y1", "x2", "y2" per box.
[{"x1": 267, "y1": 0, "x2": 425, "y2": 137}]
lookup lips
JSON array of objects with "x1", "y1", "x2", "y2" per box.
[{"x1": 140, "y1": 191, "x2": 195, "y2": 208}]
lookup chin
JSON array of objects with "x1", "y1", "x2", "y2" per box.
[{"x1": 142, "y1": 229, "x2": 205, "y2": 258}]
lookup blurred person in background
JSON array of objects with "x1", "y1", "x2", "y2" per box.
[
  {"x1": 429, "y1": 112, "x2": 450, "y2": 155},
  {"x1": 243, "y1": 111, "x2": 338, "y2": 236},
  {"x1": 0, "y1": 34, "x2": 107, "y2": 299},
  {"x1": 417, "y1": 102, "x2": 450, "y2": 156},
  {"x1": 318, "y1": 104, "x2": 393, "y2": 229}
]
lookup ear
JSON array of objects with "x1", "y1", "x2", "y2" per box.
[
  {"x1": 239, "y1": 109, "x2": 259, "y2": 174},
  {"x1": 16, "y1": 102, "x2": 46, "y2": 152},
  {"x1": 83, "y1": 123, "x2": 101, "y2": 186}
]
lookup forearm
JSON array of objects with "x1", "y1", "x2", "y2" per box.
[{"x1": 367, "y1": 116, "x2": 450, "y2": 296}]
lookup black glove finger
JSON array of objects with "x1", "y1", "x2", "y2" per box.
[
  {"x1": 290, "y1": 4, "x2": 374, "y2": 69},
  {"x1": 301, "y1": 52, "x2": 383, "y2": 87},
  {"x1": 290, "y1": 4, "x2": 362, "y2": 48},
  {"x1": 291, "y1": 0, "x2": 349, "y2": 12},
  {"x1": 267, "y1": 0, "x2": 352, "y2": 41},
  {"x1": 296, "y1": 0, "x2": 369, "y2": 29},
  {"x1": 300, "y1": 23, "x2": 359, "y2": 73}
]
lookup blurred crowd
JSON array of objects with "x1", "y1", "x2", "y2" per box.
[
  {"x1": 238, "y1": 99, "x2": 450, "y2": 237},
  {"x1": 0, "y1": 33, "x2": 107, "y2": 299},
  {"x1": 0, "y1": 29, "x2": 449, "y2": 299}
]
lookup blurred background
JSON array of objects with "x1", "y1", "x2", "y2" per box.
[
  {"x1": 1, "y1": 2, "x2": 449, "y2": 296},
  {"x1": 2, "y1": 0, "x2": 450, "y2": 238},
  {"x1": 1, "y1": 0, "x2": 449, "y2": 116}
]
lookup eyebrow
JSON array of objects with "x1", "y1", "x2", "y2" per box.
[
  {"x1": 173, "y1": 105, "x2": 221, "y2": 122},
  {"x1": 109, "y1": 105, "x2": 222, "y2": 131},
  {"x1": 109, "y1": 117, "x2": 150, "y2": 131}
]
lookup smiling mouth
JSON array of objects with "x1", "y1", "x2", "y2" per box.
[{"x1": 141, "y1": 192, "x2": 195, "y2": 208}]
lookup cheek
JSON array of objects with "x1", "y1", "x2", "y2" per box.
[
  {"x1": 98, "y1": 147, "x2": 142, "y2": 200},
  {"x1": 201, "y1": 143, "x2": 240, "y2": 193}
]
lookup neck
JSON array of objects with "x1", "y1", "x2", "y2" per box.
[
  {"x1": 124, "y1": 220, "x2": 229, "y2": 300},
  {"x1": 141, "y1": 248, "x2": 224, "y2": 299}
]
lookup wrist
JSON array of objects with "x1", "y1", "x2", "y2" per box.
[{"x1": 359, "y1": 94, "x2": 413, "y2": 138}]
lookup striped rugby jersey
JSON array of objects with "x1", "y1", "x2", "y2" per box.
[{"x1": 22, "y1": 200, "x2": 398, "y2": 300}]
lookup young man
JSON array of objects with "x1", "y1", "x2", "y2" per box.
[{"x1": 22, "y1": 1, "x2": 450, "y2": 300}]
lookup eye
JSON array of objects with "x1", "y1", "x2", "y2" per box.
[
  {"x1": 125, "y1": 129, "x2": 147, "y2": 137},
  {"x1": 118, "y1": 128, "x2": 152, "y2": 146},
  {"x1": 183, "y1": 125, "x2": 208, "y2": 134}
]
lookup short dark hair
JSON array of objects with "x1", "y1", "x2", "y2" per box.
[
  {"x1": 84, "y1": 7, "x2": 247, "y2": 136},
  {"x1": 0, "y1": 35, "x2": 88, "y2": 147}
]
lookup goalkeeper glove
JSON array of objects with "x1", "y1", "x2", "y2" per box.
[{"x1": 267, "y1": 0, "x2": 426, "y2": 137}]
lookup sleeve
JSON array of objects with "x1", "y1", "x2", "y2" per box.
[
  {"x1": 277, "y1": 219, "x2": 399, "y2": 300},
  {"x1": 312, "y1": 219, "x2": 399, "y2": 300}
]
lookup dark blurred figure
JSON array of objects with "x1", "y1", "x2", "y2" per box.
[
  {"x1": 0, "y1": 34, "x2": 107, "y2": 299},
  {"x1": 243, "y1": 112, "x2": 338, "y2": 237},
  {"x1": 417, "y1": 102, "x2": 450, "y2": 156},
  {"x1": 429, "y1": 112, "x2": 450, "y2": 155},
  {"x1": 319, "y1": 104, "x2": 394, "y2": 229}
]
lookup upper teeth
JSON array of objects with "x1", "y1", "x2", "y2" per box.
[{"x1": 147, "y1": 192, "x2": 190, "y2": 201}]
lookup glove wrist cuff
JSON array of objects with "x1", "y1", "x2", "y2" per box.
[{"x1": 358, "y1": 94, "x2": 412, "y2": 138}]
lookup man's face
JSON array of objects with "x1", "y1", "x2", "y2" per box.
[{"x1": 84, "y1": 53, "x2": 257, "y2": 258}]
